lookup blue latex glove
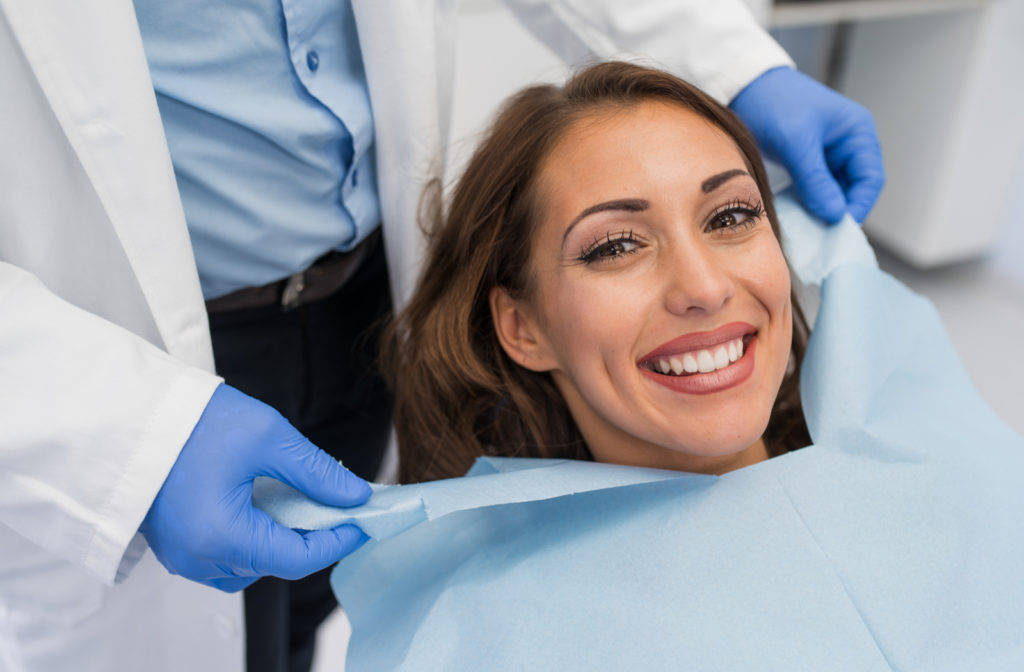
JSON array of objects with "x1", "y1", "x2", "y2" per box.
[
  {"x1": 140, "y1": 384, "x2": 372, "y2": 592},
  {"x1": 730, "y1": 66, "x2": 885, "y2": 224}
]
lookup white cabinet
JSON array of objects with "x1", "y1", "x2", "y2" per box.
[{"x1": 776, "y1": 0, "x2": 1024, "y2": 267}]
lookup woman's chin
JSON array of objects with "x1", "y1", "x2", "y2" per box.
[
  {"x1": 592, "y1": 434, "x2": 769, "y2": 475},
  {"x1": 666, "y1": 439, "x2": 768, "y2": 474}
]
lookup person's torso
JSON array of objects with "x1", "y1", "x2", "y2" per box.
[{"x1": 134, "y1": 0, "x2": 381, "y2": 299}]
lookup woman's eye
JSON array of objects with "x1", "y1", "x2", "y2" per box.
[
  {"x1": 577, "y1": 232, "x2": 642, "y2": 264},
  {"x1": 707, "y1": 200, "x2": 764, "y2": 233}
]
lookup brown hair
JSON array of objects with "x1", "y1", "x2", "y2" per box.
[{"x1": 384, "y1": 62, "x2": 810, "y2": 483}]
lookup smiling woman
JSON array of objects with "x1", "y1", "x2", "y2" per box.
[{"x1": 385, "y1": 62, "x2": 811, "y2": 483}]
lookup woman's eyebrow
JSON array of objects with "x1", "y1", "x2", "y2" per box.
[
  {"x1": 701, "y1": 169, "x2": 750, "y2": 193},
  {"x1": 562, "y1": 198, "x2": 649, "y2": 245}
]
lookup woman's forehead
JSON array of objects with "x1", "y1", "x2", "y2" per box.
[
  {"x1": 535, "y1": 101, "x2": 750, "y2": 212},
  {"x1": 560, "y1": 100, "x2": 738, "y2": 158}
]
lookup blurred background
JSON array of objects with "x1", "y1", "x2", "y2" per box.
[{"x1": 316, "y1": 1, "x2": 1024, "y2": 667}]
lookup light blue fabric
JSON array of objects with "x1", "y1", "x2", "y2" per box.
[
  {"x1": 256, "y1": 193, "x2": 1024, "y2": 670},
  {"x1": 134, "y1": 0, "x2": 379, "y2": 299}
]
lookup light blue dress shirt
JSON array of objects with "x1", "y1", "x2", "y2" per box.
[{"x1": 134, "y1": 0, "x2": 380, "y2": 299}]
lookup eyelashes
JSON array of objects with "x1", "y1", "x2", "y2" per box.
[
  {"x1": 705, "y1": 198, "x2": 765, "y2": 233},
  {"x1": 574, "y1": 197, "x2": 766, "y2": 265},
  {"x1": 576, "y1": 229, "x2": 642, "y2": 264}
]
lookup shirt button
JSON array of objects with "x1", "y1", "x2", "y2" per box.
[
  {"x1": 352, "y1": 169, "x2": 359, "y2": 187},
  {"x1": 306, "y1": 51, "x2": 320, "y2": 72}
]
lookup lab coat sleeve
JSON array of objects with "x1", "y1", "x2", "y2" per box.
[
  {"x1": 500, "y1": 0, "x2": 794, "y2": 104},
  {"x1": 0, "y1": 262, "x2": 222, "y2": 585}
]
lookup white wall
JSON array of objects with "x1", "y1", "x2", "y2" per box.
[{"x1": 448, "y1": 3, "x2": 567, "y2": 187}]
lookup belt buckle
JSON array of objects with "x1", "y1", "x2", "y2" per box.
[{"x1": 281, "y1": 271, "x2": 306, "y2": 311}]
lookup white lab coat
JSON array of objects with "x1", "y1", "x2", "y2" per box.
[{"x1": 0, "y1": 0, "x2": 789, "y2": 669}]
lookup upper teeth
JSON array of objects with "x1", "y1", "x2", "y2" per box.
[{"x1": 652, "y1": 337, "x2": 745, "y2": 376}]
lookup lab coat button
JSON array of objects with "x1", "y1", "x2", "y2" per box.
[
  {"x1": 215, "y1": 614, "x2": 239, "y2": 639},
  {"x1": 306, "y1": 51, "x2": 320, "y2": 72}
]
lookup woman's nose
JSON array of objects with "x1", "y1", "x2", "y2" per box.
[{"x1": 660, "y1": 242, "x2": 734, "y2": 316}]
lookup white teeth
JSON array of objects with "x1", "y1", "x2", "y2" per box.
[{"x1": 649, "y1": 336, "x2": 749, "y2": 377}]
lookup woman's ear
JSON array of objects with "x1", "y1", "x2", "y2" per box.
[{"x1": 489, "y1": 286, "x2": 559, "y2": 372}]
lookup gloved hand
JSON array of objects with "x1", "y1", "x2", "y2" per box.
[
  {"x1": 729, "y1": 66, "x2": 885, "y2": 224},
  {"x1": 140, "y1": 383, "x2": 372, "y2": 592}
]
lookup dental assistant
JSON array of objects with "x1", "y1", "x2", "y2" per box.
[{"x1": 0, "y1": 1, "x2": 884, "y2": 671}]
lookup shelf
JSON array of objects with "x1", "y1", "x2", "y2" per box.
[{"x1": 771, "y1": 0, "x2": 992, "y2": 28}]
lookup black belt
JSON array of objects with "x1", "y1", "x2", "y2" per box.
[{"x1": 205, "y1": 230, "x2": 379, "y2": 313}]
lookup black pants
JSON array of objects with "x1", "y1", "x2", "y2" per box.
[{"x1": 207, "y1": 240, "x2": 393, "y2": 672}]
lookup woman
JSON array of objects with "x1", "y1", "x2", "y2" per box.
[
  {"x1": 386, "y1": 61, "x2": 810, "y2": 482},
  {"x1": 253, "y1": 61, "x2": 1024, "y2": 670}
]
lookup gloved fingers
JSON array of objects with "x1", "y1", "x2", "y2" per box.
[
  {"x1": 840, "y1": 162, "x2": 885, "y2": 224},
  {"x1": 186, "y1": 569, "x2": 257, "y2": 592},
  {"x1": 263, "y1": 435, "x2": 373, "y2": 508},
  {"x1": 209, "y1": 576, "x2": 259, "y2": 593},
  {"x1": 294, "y1": 525, "x2": 371, "y2": 574},
  {"x1": 789, "y1": 147, "x2": 847, "y2": 224},
  {"x1": 825, "y1": 132, "x2": 885, "y2": 223},
  {"x1": 250, "y1": 509, "x2": 369, "y2": 580}
]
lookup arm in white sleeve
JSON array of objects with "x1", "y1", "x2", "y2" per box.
[
  {"x1": 501, "y1": 0, "x2": 793, "y2": 103},
  {"x1": 0, "y1": 263, "x2": 221, "y2": 585}
]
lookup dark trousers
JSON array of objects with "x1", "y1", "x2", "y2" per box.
[{"x1": 207, "y1": 240, "x2": 393, "y2": 672}]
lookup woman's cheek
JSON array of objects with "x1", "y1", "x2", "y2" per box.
[{"x1": 751, "y1": 238, "x2": 792, "y2": 312}]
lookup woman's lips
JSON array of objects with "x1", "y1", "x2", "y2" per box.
[
  {"x1": 638, "y1": 322, "x2": 757, "y2": 395},
  {"x1": 639, "y1": 322, "x2": 756, "y2": 362}
]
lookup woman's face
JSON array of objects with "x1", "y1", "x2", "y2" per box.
[{"x1": 491, "y1": 101, "x2": 793, "y2": 475}]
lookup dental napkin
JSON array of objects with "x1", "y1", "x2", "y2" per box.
[
  {"x1": 775, "y1": 188, "x2": 878, "y2": 286},
  {"x1": 255, "y1": 196, "x2": 1024, "y2": 670}
]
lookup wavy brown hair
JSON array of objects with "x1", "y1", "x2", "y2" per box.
[{"x1": 384, "y1": 62, "x2": 810, "y2": 484}]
